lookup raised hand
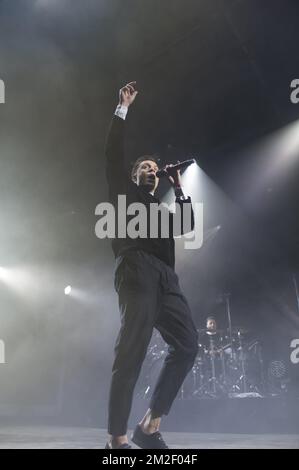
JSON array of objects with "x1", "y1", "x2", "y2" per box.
[{"x1": 119, "y1": 81, "x2": 138, "y2": 107}]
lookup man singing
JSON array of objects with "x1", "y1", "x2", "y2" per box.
[{"x1": 105, "y1": 82, "x2": 198, "y2": 449}]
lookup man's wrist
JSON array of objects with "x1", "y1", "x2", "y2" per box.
[{"x1": 115, "y1": 104, "x2": 128, "y2": 120}]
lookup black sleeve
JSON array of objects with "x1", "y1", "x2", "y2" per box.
[
  {"x1": 171, "y1": 196, "x2": 195, "y2": 237},
  {"x1": 105, "y1": 114, "x2": 128, "y2": 202}
]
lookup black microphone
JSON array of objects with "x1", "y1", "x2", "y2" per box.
[{"x1": 156, "y1": 158, "x2": 195, "y2": 178}]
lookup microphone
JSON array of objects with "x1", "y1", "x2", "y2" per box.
[{"x1": 156, "y1": 158, "x2": 195, "y2": 178}]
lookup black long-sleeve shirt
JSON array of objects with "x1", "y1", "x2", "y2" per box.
[{"x1": 105, "y1": 114, "x2": 194, "y2": 270}]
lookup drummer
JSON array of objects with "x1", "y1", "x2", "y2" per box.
[
  {"x1": 199, "y1": 316, "x2": 222, "y2": 354},
  {"x1": 206, "y1": 316, "x2": 218, "y2": 336}
]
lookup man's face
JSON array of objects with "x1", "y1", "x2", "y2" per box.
[
  {"x1": 207, "y1": 319, "x2": 217, "y2": 331},
  {"x1": 136, "y1": 160, "x2": 159, "y2": 193}
]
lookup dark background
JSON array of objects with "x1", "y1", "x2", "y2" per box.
[{"x1": 0, "y1": 0, "x2": 298, "y2": 425}]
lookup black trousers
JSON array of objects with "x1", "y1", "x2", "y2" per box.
[{"x1": 108, "y1": 249, "x2": 198, "y2": 436}]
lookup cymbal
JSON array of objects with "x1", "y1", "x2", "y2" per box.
[
  {"x1": 228, "y1": 327, "x2": 250, "y2": 335},
  {"x1": 198, "y1": 328, "x2": 225, "y2": 335}
]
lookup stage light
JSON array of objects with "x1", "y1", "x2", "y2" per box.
[
  {"x1": 181, "y1": 161, "x2": 202, "y2": 198},
  {"x1": 203, "y1": 225, "x2": 222, "y2": 243},
  {"x1": 0, "y1": 266, "x2": 13, "y2": 283},
  {"x1": 243, "y1": 118, "x2": 299, "y2": 203},
  {"x1": 64, "y1": 285, "x2": 72, "y2": 296},
  {"x1": 0, "y1": 266, "x2": 39, "y2": 298},
  {"x1": 0, "y1": 266, "x2": 6, "y2": 278}
]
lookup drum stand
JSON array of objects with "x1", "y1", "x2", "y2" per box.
[
  {"x1": 237, "y1": 331, "x2": 248, "y2": 393},
  {"x1": 191, "y1": 358, "x2": 206, "y2": 398},
  {"x1": 206, "y1": 336, "x2": 226, "y2": 397}
]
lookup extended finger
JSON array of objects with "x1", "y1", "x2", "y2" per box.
[
  {"x1": 127, "y1": 82, "x2": 138, "y2": 93},
  {"x1": 127, "y1": 85, "x2": 135, "y2": 94},
  {"x1": 121, "y1": 86, "x2": 131, "y2": 95}
]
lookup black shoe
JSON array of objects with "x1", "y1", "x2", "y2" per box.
[
  {"x1": 105, "y1": 442, "x2": 132, "y2": 449},
  {"x1": 131, "y1": 424, "x2": 169, "y2": 449}
]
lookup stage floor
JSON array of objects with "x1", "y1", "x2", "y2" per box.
[{"x1": 0, "y1": 426, "x2": 298, "y2": 449}]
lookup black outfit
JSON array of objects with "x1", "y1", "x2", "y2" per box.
[
  {"x1": 199, "y1": 330, "x2": 221, "y2": 351},
  {"x1": 105, "y1": 114, "x2": 198, "y2": 436}
]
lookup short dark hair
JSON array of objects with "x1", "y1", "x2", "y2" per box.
[
  {"x1": 206, "y1": 316, "x2": 216, "y2": 322},
  {"x1": 131, "y1": 155, "x2": 160, "y2": 183}
]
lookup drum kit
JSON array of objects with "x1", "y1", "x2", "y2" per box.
[
  {"x1": 188, "y1": 326, "x2": 265, "y2": 398},
  {"x1": 137, "y1": 294, "x2": 266, "y2": 399}
]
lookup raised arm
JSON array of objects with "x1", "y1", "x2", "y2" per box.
[{"x1": 105, "y1": 82, "x2": 138, "y2": 201}]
